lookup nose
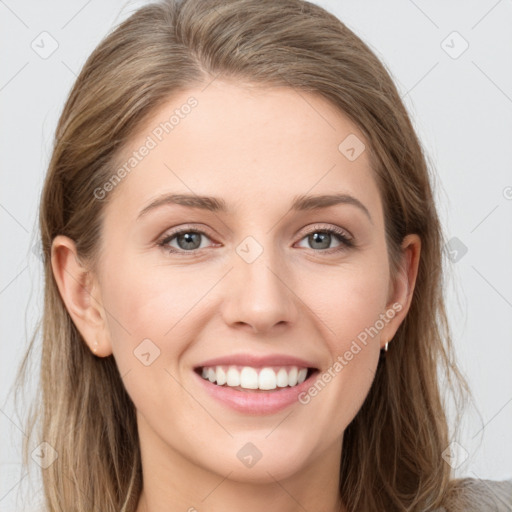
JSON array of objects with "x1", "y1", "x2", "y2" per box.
[{"x1": 220, "y1": 241, "x2": 298, "y2": 334}]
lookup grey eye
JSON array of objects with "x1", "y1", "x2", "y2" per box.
[
  {"x1": 307, "y1": 232, "x2": 333, "y2": 250},
  {"x1": 175, "y1": 232, "x2": 203, "y2": 250}
]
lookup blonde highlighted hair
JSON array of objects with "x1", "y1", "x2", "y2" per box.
[{"x1": 13, "y1": 0, "x2": 473, "y2": 510}]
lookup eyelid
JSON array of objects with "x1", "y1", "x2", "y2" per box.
[
  {"x1": 299, "y1": 223, "x2": 353, "y2": 241},
  {"x1": 159, "y1": 223, "x2": 352, "y2": 241},
  {"x1": 158, "y1": 223, "x2": 216, "y2": 240}
]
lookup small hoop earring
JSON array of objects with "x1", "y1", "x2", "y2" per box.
[
  {"x1": 384, "y1": 341, "x2": 389, "y2": 352},
  {"x1": 93, "y1": 340, "x2": 98, "y2": 354}
]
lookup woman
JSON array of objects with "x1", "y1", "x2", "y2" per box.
[{"x1": 13, "y1": 0, "x2": 512, "y2": 510}]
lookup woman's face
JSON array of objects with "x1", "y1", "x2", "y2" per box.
[{"x1": 67, "y1": 80, "x2": 418, "y2": 485}]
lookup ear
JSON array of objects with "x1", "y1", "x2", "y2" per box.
[
  {"x1": 51, "y1": 235, "x2": 112, "y2": 357},
  {"x1": 379, "y1": 233, "x2": 421, "y2": 349}
]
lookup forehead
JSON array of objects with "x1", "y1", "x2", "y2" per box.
[{"x1": 104, "y1": 80, "x2": 382, "y2": 223}]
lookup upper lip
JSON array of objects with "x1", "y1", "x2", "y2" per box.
[{"x1": 195, "y1": 353, "x2": 319, "y2": 370}]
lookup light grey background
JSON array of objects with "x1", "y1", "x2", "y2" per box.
[{"x1": 1, "y1": 0, "x2": 511, "y2": 510}]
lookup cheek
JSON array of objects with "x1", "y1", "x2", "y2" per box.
[
  {"x1": 313, "y1": 260, "x2": 390, "y2": 342},
  {"x1": 306, "y1": 257, "x2": 389, "y2": 413},
  {"x1": 101, "y1": 249, "x2": 185, "y2": 331},
  {"x1": 98, "y1": 253, "x2": 175, "y2": 361},
  {"x1": 100, "y1": 252, "x2": 218, "y2": 372},
  {"x1": 98, "y1": 258, "x2": 195, "y2": 422}
]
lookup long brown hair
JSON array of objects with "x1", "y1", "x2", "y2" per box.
[{"x1": 13, "y1": 0, "x2": 473, "y2": 509}]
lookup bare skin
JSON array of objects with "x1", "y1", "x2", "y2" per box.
[{"x1": 51, "y1": 79, "x2": 420, "y2": 512}]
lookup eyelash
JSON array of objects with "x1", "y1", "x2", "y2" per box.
[{"x1": 156, "y1": 224, "x2": 354, "y2": 256}]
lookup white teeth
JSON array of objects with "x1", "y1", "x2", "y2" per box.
[
  {"x1": 226, "y1": 367, "x2": 240, "y2": 386},
  {"x1": 288, "y1": 367, "x2": 298, "y2": 386},
  {"x1": 216, "y1": 366, "x2": 227, "y2": 386},
  {"x1": 199, "y1": 365, "x2": 311, "y2": 390},
  {"x1": 240, "y1": 367, "x2": 259, "y2": 389},
  {"x1": 276, "y1": 368, "x2": 288, "y2": 387},
  {"x1": 258, "y1": 368, "x2": 277, "y2": 390}
]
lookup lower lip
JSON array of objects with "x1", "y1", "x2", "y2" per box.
[{"x1": 193, "y1": 370, "x2": 319, "y2": 415}]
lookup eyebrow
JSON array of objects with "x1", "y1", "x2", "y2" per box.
[{"x1": 137, "y1": 192, "x2": 372, "y2": 223}]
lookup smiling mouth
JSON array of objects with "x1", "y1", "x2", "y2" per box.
[{"x1": 194, "y1": 365, "x2": 318, "y2": 392}]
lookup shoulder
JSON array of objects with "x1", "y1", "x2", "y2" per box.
[{"x1": 435, "y1": 477, "x2": 512, "y2": 512}]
